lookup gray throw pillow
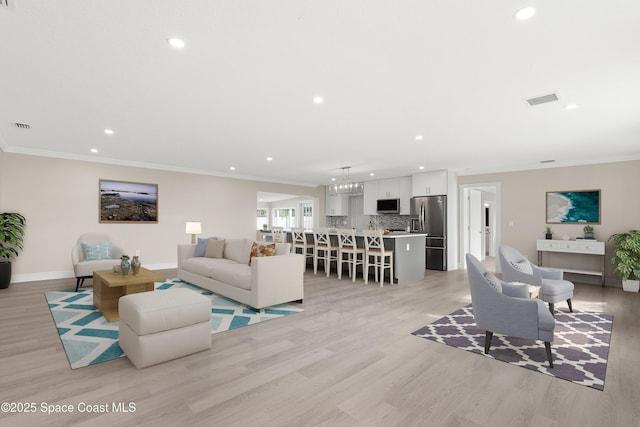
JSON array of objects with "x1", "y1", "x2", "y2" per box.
[
  {"x1": 195, "y1": 237, "x2": 217, "y2": 257},
  {"x1": 483, "y1": 272, "x2": 502, "y2": 293}
]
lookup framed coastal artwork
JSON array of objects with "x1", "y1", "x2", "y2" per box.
[
  {"x1": 99, "y1": 179, "x2": 158, "y2": 223},
  {"x1": 546, "y1": 190, "x2": 600, "y2": 224}
]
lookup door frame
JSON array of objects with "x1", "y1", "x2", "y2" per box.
[{"x1": 458, "y1": 182, "x2": 501, "y2": 269}]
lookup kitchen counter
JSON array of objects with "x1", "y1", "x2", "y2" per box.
[{"x1": 272, "y1": 230, "x2": 426, "y2": 284}]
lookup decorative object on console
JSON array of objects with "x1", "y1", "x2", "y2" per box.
[
  {"x1": 0, "y1": 212, "x2": 26, "y2": 289},
  {"x1": 120, "y1": 255, "x2": 131, "y2": 276},
  {"x1": 583, "y1": 225, "x2": 595, "y2": 240},
  {"x1": 185, "y1": 221, "x2": 202, "y2": 244},
  {"x1": 562, "y1": 233, "x2": 570, "y2": 241},
  {"x1": 99, "y1": 179, "x2": 158, "y2": 223},
  {"x1": 545, "y1": 189, "x2": 600, "y2": 224},
  {"x1": 544, "y1": 226, "x2": 553, "y2": 240},
  {"x1": 609, "y1": 229, "x2": 640, "y2": 292}
]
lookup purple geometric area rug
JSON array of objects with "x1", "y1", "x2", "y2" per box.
[{"x1": 412, "y1": 305, "x2": 613, "y2": 391}]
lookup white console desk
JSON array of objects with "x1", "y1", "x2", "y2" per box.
[{"x1": 536, "y1": 239, "x2": 605, "y2": 287}]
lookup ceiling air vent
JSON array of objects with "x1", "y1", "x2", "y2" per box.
[
  {"x1": 13, "y1": 122, "x2": 31, "y2": 130},
  {"x1": 540, "y1": 160, "x2": 555, "y2": 164},
  {"x1": 525, "y1": 93, "x2": 559, "y2": 107}
]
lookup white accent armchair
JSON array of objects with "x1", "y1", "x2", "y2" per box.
[
  {"x1": 71, "y1": 233, "x2": 124, "y2": 291},
  {"x1": 466, "y1": 254, "x2": 556, "y2": 368},
  {"x1": 498, "y1": 245, "x2": 574, "y2": 315}
]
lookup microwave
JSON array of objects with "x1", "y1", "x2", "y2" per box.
[{"x1": 376, "y1": 198, "x2": 400, "y2": 214}]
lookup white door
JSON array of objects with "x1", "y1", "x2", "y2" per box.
[{"x1": 469, "y1": 189, "x2": 483, "y2": 261}]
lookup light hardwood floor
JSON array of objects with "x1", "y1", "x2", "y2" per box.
[{"x1": 1, "y1": 266, "x2": 639, "y2": 427}]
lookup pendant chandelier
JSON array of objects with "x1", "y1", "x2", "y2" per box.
[{"x1": 329, "y1": 166, "x2": 364, "y2": 196}]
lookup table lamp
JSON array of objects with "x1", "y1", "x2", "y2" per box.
[{"x1": 185, "y1": 221, "x2": 202, "y2": 244}]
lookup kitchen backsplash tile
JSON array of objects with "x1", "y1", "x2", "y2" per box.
[{"x1": 325, "y1": 215, "x2": 411, "y2": 230}]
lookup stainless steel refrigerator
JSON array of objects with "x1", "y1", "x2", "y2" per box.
[{"x1": 410, "y1": 195, "x2": 447, "y2": 271}]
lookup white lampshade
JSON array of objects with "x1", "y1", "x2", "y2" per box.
[{"x1": 185, "y1": 221, "x2": 202, "y2": 235}]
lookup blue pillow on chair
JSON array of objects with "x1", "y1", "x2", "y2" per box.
[
  {"x1": 82, "y1": 242, "x2": 112, "y2": 261},
  {"x1": 195, "y1": 237, "x2": 217, "y2": 257}
]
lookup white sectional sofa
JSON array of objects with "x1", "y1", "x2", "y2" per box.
[{"x1": 177, "y1": 238, "x2": 304, "y2": 310}]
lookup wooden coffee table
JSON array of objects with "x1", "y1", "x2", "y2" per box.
[{"x1": 93, "y1": 267, "x2": 167, "y2": 322}]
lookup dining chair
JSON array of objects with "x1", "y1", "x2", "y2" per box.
[
  {"x1": 271, "y1": 226, "x2": 287, "y2": 244},
  {"x1": 291, "y1": 227, "x2": 313, "y2": 270}
]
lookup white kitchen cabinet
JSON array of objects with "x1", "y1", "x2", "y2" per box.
[
  {"x1": 363, "y1": 181, "x2": 378, "y2": 215},
  {"x1": 412, "y1": 170, "x2": 448, "y2": 196},
  {"x1": 399, "y1": 176, "x2": 412, "y2": 214},
  {"x1": 377, "y1": 178, "x2": 400, "y2": 199},
  {"x1": 325, "y1": 186, "x2": 349, "y2": 216}
]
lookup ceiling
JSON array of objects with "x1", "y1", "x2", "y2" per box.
[{"x1": 1, "y1": 1, "x2": 639, "y2": 188}]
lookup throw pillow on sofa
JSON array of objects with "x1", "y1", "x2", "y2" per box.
[
  {"x1": 195, "y1": 237, "x2": 217, "y2": 257},
  {"x1": 205, "y1": 239, "x2": 225, "y2": 258},
  {"x1": 248, "y1": 242, "x2": 276, "y2": 265}
]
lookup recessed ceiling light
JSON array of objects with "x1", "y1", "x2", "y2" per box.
[
  {"x1": 313, "y1": 96, "x2": 324, "y2": 104},
  {"x1": 369, "y1": 173, "x2": 375, "y2": 177},
  {"x1": 515, "y1": 7, "x2": 536, "y2": 20},
  {"x1": 565, "y1": 104, "x2": 578, "y2": 110},
  {"x1": 266, "y1": 157, "x2": 273, "y2": 161},
  {"x1": 104, "y1": 129, "x2": 114, "y2": 135},
  {"x1": 331, "y1": 178, "x2": 336, "y2": 181},
  {"x1": 419, "y1": 166, "x2": 425, "y2": 170},
  {"x1": 167, "y1": 37, "x2": 185, "y2": 49},
  {"x1": 229, "y1": 166, "x2": 236, "y2": 171},
  {"x1": 90, "y1": 148, "x2": 99, "y2": 153},
  {"x1": 415, "y1": 135, "x2": 423, "y2": 141}
]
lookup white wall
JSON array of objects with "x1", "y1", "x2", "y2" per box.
[{"x1": 0, "y1": 153, "x2": 324, "y2": 283}]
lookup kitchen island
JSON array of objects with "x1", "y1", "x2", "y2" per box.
[{"x1": 263, "y1": 230, "x2": 426, "y2": 284}]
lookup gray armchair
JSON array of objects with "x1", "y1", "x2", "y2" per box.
[
  {"x1": 498, "y1": 245, "x2": 574, "y2": 315},
  {"x1": 72, "y1": 233, "x2": 124, "y2": 291},
  {"x1": 466, "y1": 254, "x2": 556, "y2": 368}
]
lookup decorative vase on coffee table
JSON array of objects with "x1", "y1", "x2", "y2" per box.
[
  {"x1": 131, "y1": 256, "x2": 141, "y2": 276},
  {"x1": 121, "y1": 257, "x2": 131, "y2": 276}
]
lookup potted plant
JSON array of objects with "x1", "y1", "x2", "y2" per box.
[
  {"x1": 544, "y1": 226, "x2": 553, "y2": 240},
  {"x1": 609, "y1": 229, "x2": 640, "y2": 292},
  {"x1": 583, "y1": 225, "x2": 595, "y2": 240},
  {"x1": 0, "y1": 212, "x2": 26, "y2": 289}
]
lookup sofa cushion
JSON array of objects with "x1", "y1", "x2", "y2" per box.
[
  {"x1": 181, "y1": 257, "x2": 235, "y2": 277},
  {"x1": 205, "y1": 239, "x2": 225, "y2": 258},
  {"x1": 224, "y1": 238, "x2": 251, "y2": 264},
  {"x1": 274, "y1": 242, "x2": 291, "y2": 255},
  {"x1": 209, "y1": 263, "x2": 252, "y2": 290},
  {"x1": 82, "y1": 242, "x2": 111, "y2": 261},
  {"x1": 248, "y1": 242, "x2": 276, "y2": 266},
  {"x1": 195, "y1": 237, "x2": 217, "y2": 257}
]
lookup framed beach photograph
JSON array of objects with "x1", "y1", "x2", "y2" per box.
[
  {"x1": 99, "y1": 179, "x2": 158, "y2": 223},
  {"x1": 546, "y1": 190, "x2": 600, "y2": 224}
]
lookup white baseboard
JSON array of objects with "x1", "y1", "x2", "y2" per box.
[{"x1": 11, "y1": 262, "x2": 178, "y2": 283}]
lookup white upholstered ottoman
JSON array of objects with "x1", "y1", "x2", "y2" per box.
[{"x1": 119, "y1": 288, "x2": 211, "y2": 369}]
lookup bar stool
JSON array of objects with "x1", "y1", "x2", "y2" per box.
[
  {"x1": 363, "y1": 229, "x2": 394, "y2": 287},
  {"x1": 291, "y1": 227, "x2": 313, "y2": 270},
  {"x1": 271, "y1": 226, "x2": 286, "y2": 244},
  {"x1": 313, "y1": 228, "x2": 338, "y2": 277},
  {"x1": 336, "y1": 228, "x2": 365, "y2": 282}
]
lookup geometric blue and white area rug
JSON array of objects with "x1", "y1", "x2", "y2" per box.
[
  {"x1": 412, "y1": 305, "x2": 613, "y2": 391},
  {"x1": 45, "y1": 279, "x2": 303, "y2": 369}
]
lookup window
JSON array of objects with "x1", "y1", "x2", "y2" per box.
[
  {"x1": 301, "y1": 202, "x2": 313, "y2": 229},
  {"x1": 272, "y1": 208, "x2": 295, "y2": 229},
  {"x1": 256, "y1": 209, "x2": 268, "y2": 230}
]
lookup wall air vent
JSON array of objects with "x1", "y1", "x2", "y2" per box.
[
  {"x1": 525, "y1": 93, "x2": 559, "y2": 107},
  {"x1": 13, "y1": 122, "x2": 31, "y2": 129}
]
